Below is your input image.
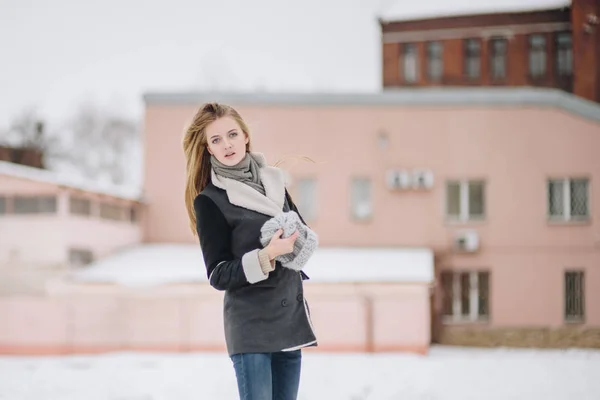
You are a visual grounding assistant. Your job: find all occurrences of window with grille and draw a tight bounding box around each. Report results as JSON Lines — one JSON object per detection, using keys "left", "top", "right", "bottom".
{"left": 446, "top": 180, "right": 485, "bottom": 221}
{"left": 351, "top": 177, "right": 372, "bottom": 220}
{"left": 69, "top": 196, "right": 91, "bottom": 216}
{"left": 555, "top": 32, "right": 573, "bottom": 77}
{"left": 402, "top": 43, "right": 419, "bottom": 84}
{"left": 13, "top": 196, "right": 57, "bottom": 214}
{"left": 295, "top": 178, "right": 317, "bottom": 222}
{"left": 529, "top": 34, "right": 547, "bottom": 78}
{"left": 490, "top": 37, "right": 507, "bottom": 80}
{"left": 548, "top": 178, "right": 589, "bottom": 221}
{"left": 565, "top": 271, "right": 584, "bottom": 322}
{"left": 69, "top": 248, "right": 94, "bottom": 268}
{"left": 441, "top": 271, "right": 490, "bottom": 322}
{"left": 427, "top": 41, "right": 443, "bottom": 82}
{"left": 464, "top": 38, "right": 481, "bottom": 79}
{"left": 0, "top": 196, "right": 6, "bottom": 215}
{"left": 99, "top": 203, "right": 123, "bottom": 221}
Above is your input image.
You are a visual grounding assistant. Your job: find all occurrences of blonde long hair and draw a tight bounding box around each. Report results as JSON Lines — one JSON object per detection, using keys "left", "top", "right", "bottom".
{"left": 182, "top": 103, "right": 251, "bottom": 234}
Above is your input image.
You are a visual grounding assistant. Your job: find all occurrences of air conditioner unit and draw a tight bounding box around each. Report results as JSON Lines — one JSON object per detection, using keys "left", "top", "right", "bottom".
{"left": 385, "top": 169, "right": 411, "bottom": 190}
{"left": 454, "top": 230, "right": 480, "bottom": 252}
{"left": 411, "top": 169, "right": 434, "bottom": 189}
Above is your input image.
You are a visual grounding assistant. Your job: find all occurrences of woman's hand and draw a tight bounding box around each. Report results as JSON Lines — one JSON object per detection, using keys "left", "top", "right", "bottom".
{"left": 265, "top": 229, "right": 299, "bottom": 260}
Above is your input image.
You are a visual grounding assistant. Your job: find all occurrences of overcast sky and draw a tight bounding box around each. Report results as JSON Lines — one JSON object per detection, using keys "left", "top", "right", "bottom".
{"left": 0, "top": 0, "right": 569, "bottom": 128}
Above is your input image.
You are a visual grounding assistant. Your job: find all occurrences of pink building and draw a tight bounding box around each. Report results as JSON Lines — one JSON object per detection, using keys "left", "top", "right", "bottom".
{"left": 142, "top": 87, "right": 600, "bottom": 348}
{"left": 0, "top": 161, "right": 143, "bottom": 295}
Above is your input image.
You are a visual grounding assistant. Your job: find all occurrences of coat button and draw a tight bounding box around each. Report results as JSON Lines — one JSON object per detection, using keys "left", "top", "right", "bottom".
{"left": 281, "top": 299, "right": 288, "bottom": 307}
{"left": 297, "top": 293, "right": 303, "bottom": 302}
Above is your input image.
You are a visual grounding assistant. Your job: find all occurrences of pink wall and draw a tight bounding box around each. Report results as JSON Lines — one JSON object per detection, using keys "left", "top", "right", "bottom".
{"left": 0, "top": 282, "right": 430, "bottom": 355}
{"left": 143, "top": 102, "right": 600, "bottom": 329}
{"left": 0, "top": 175, "right": 142, "bottom": 267}
{"left": 144, "top": 105, "right": 600, "bottom": 248}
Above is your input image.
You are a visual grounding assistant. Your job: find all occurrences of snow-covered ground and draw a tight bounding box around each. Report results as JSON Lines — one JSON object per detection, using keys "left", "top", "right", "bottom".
{"left": 1, "top": 346, "right": 599, "bottom": 400}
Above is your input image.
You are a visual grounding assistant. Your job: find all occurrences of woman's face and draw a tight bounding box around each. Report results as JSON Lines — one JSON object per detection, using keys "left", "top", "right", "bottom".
{"left": 205, "top": 116, "right": 249, "bottom": 166}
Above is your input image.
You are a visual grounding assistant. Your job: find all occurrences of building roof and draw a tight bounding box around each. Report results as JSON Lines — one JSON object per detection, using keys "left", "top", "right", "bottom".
{"left": 0, "top": 160, "right": 143, "bottom": 202}
{"left": 144, "top": 87, "right": 600, "bottom": 125}
{"left": 69, "top": 244, "right": 434, "bottom": 287}
{"left": 378, "top": 0, "right": 570, "bottom": 23}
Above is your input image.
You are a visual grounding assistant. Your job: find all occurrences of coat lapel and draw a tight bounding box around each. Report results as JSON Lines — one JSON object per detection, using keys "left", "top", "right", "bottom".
{"left": 211, "top": 164, "right": 285, "bottom": 217}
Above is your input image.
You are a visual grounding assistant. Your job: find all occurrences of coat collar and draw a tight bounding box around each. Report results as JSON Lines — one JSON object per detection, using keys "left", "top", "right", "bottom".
{"left": 211, "top": 153, "right": 286, "bottom": 217}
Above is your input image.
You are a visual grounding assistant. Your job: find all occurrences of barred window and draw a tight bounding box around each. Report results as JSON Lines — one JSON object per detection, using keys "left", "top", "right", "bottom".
{"left": 13, "top": 196, "right": 57, "bottom": 214}
{"left": 69, "top": 248, "right": 94, "bottom": 268}
{"left": 402, "top": 43, "right": 419, "bottom": 83}
{"left": 442, "top": 271, "right": 490, "bottom": 322}
{"left": 464, "top": 38, "right": 481, "bottom": 79}
{"left": 490, "top": 37, "right": 507, "bottom": 80}
{"left": 427, "top": 41, "right": 443, "bottom": 81}
{"left": 446, "top": 180, "right": 485, "bottom": 221}
{"left": 0, "top": 196, "right": 6, "bottom": 214}
{"left": 529, "top": 34, "right": 547, "bottom": 78}
{"left": 100, "top": 203, "right": 123, "bottom": 221}
{"left": 295, "top": 178, "right": 317, "bottom": 222}
{"left": 351, "top": 177, "right": 372, "bottom": 220}
{"left": 555, "top": 32, "right": 573, "bottom": 77}
{"left": 548, "top": 178, "right": 589, "bottom": 221}
{"left": 565, "top": 271, "right": 584, "bottom": 321}
{"left": 69, "top": 196, "right": 91, "bottom": 216}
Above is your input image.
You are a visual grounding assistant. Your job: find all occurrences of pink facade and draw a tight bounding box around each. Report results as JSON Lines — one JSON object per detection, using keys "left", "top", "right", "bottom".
{"left": 142, "top": 89, "right": 600, "bottom": 341}
{"left": 0, "top": 163, "right": 143, "bottom": 294}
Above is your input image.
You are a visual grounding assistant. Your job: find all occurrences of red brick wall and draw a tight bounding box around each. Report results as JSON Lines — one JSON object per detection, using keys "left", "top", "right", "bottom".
{"left": 572, "top": 0, "right": 600, "bottom": 102}
{"left": 379, "top": 6, "right": 600, "bottom": 102}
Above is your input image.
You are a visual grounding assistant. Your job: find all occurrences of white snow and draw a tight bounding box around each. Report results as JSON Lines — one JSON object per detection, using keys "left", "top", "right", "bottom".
{"left": 379, "top": 0, "right": 571, "bottom": 22}
{"left": 0, "top": 346, "right": 598, "bottom": 400}
{"left": 0, "top": 160, "right": 142, "bottom": 202}
{"left": 70, "top": 244, "right": 434, "bottom": 287}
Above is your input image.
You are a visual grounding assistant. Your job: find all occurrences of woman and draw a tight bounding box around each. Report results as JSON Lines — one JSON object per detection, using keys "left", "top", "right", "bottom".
{"left": 182, "top": 102, "right": 318, "bottom": 400}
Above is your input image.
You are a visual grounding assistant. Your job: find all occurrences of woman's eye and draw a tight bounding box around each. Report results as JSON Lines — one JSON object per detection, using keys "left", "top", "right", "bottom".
{"left": 212, "top": 138, "right": 220, "bottom": 144}
{"left": 230, "top": 132, "right": 238, "bottom": 138}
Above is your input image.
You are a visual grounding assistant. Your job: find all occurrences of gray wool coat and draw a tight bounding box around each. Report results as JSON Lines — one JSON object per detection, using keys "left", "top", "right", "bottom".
{"left": 193, "top": 164, "right": 317, "bottom": 356}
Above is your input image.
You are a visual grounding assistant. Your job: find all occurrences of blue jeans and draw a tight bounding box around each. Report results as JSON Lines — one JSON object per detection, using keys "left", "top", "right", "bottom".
{"left": 230, "top": 350, "right": 302, "bottom": 400}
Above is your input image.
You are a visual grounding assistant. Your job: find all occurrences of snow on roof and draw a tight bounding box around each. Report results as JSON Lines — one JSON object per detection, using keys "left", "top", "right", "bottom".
{"left": 0, "top": 160, "right": 142, "bottom": 202}
{"left": 378, "top": 0, "right": 570, "bottom": 23}
{"left": 70, "top": 244, "right": 434, "bottom": 287}
{"left": 144, "top": 88, "right": 600, "bottom": 125}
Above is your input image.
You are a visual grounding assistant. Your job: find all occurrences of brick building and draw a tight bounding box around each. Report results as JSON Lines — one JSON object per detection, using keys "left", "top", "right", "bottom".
{"left": 381, "top": 0, "right": 600, "bottom": 103}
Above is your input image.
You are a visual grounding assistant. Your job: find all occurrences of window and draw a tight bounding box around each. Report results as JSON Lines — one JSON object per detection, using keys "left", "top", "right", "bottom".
{"left": 13, "top": 196, "right": 57, "bottom": 214}
{"left": 464, "top": 38, "right": 481, "bottom": 79}
{"left": 446, "top": 180, "right": 485, "bottom": 221}
{"left": 0, "top": 196, "right": 6, "bottom": 215}
{"left": 69, "top": 248, "right": 94, "bottom": 268}
{"left": 69, "top": 196, "right": 91, "bottom": 216}
{"left": 100, "top": 203, "right": 123, "bottom": 221}
{"left": 565, "top": 271, "right": 584, "bottom": 322}
{"left": 556, "top": 32, "right": 573, "bottom": 77}
{"left": 529, "top": 34, "right": 547, "bottom": 78}
{"left": 402, "top": 43, "right": 419, "bottom": 83}
{"left": 548, "top": 178, "right": 589, "bottom": 221}
{"left": 442, "top": 271, "right": 489, "bottom": 322}
{"left": 129, "top": 206, "right": 138, "bottom": 223}
{"left": 427, "top": 41, "right": 443, "bottom": 81}
{"left": 490, "top": 37, "right": 508, "bottom": 80}
{"left": 295, "top": 178, "right": 317, "bottom": 222}
{"left": 351, "top": 177, "right": 372, "bottom": 220}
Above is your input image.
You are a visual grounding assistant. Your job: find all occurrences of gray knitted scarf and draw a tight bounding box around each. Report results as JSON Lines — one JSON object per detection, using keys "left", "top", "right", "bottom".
{"left": 210, "top": 153, "right": 265, "bottom": 195}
